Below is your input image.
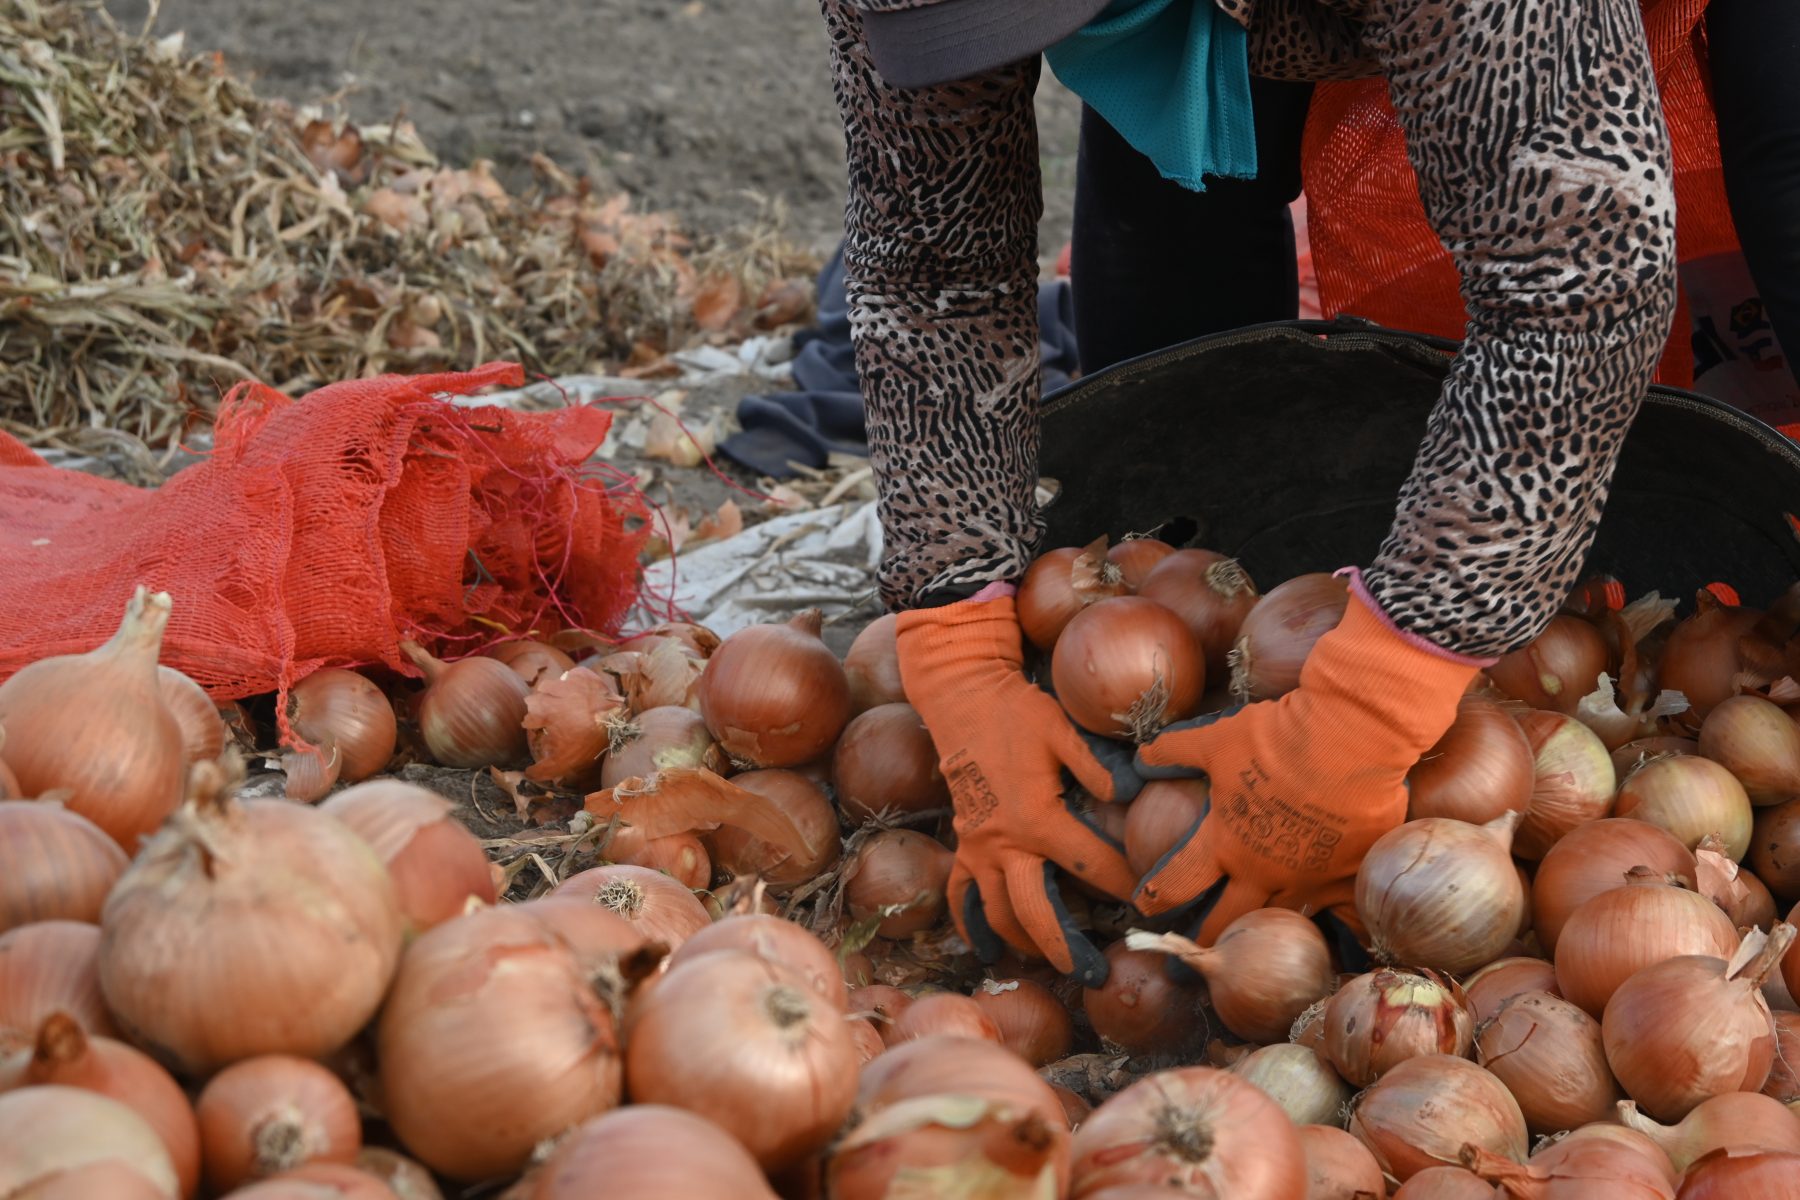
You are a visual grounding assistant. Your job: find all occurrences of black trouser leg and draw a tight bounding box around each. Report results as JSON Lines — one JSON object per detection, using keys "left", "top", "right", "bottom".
{"left": 1069, "top": 78, "right": 1314, "bottom": 375}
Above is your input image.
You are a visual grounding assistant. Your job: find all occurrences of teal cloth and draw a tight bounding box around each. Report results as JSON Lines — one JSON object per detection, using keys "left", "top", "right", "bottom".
{"left": 1044, "top": 0, "right": 1256, "bottom": 193}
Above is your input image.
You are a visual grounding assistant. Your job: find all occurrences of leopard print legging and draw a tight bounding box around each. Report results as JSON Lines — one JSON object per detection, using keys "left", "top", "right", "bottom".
{"left": 822, "top": 0, "right": 1678, "bottom": 658}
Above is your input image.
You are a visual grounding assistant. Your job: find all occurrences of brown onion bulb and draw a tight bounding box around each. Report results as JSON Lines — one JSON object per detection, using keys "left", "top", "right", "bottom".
{"left": 1137, "top": 550, "right": 1261, "bottom": 682}
{"left": 1601, "top": 924, "right": 1794, "bottom": 1121}
{"left": 1298, "top": 1124, "right": 1386, "bottom": 1200}
{"left": 1393, "top": 1167, "right": 1500, "bottom": 1198}
{"left": 1533, "top": 819, "right": 1697, "bottom": 955}
{"left": 1699, "top": 695, "right": 1800, "bottom": 806}
{"left": 620, "top": 639, "right": 707, "bottom": 715}
{"left": 1750, "top": 799, "right": 1800, "bottom": 902}
{"left": 1554, "top": 871, "right": 1738, "bottom": 1017}
{"left": 1616, "top": 1091, "right": 1800, "bottom": 1172}
{"left": 279, "top": 745, "right": 340, "bottom": 804}
{"left": 98, "top": 765, "right": 403, "bottom": 1075}
{"left": 1761, "top": 1010, "right": 1800, "bottom": 1103}
{"left": 1407, "top": 696, "right": 1536, "bottom": 824}
{"left": 1613, "top": 737, "right": 1700, "bottom": 778}
{"left": 849, "top": 984, "right": 915, "bottom": 1047}
{"left": 1546, "top": 1124, "right": 1679, "bottom": 1187}
{"left": 626, "top": 949, "right": 858, "bottom": 1172}
{"left": 1069, "top": 1066, "right": 1306, "bottom": 1198}
{"left": 1126, "top": 909, "right": 1335, "bottom": 1044}
{"left": 1227, "top": 1042, "right": 1354, "bottom": 1127}
{"left": 845, "top": 829, "right": 953, "bottom": 938}
{"left": 286, "top": 670, "right": 396, "bottom": 784}
{"left": 1695, "top": 838, "right": 1778, "bottom": 928}
{"left": 1052, "top": 597, "right": 1205, "bottom": 742}
{"left": 834, "top": 704, "right": 949, "bottom": 824}
{"left": 706, "top": 768, "right": 843, "bottom": 890}
{"left": 195, "top": 1055, "right": 360, "bottom": 1192}
{"left": 618, "top": 622, "right": 721, "bottom": 660}
{"left": 520, "top": 667, "right": 624, "bottom": 785}
{"left": 598, "top": 706, "right": 724, "bottom": 789}
{"left": 605, "top": 826, "right": 710, "bottom": 889}
{"left": 549, "top": 863, "right": 710, "bottom": 950}
{"left": 698, "top": 611, "right": 850, "bottom": 768}
{"left": 0, "top": 921, "right": 118, "bottom": 1047}
{"left": 0, "top": 588, "right": 185, "bottom": 851}
{"left": 400, "top": 641, "right": 529, "bottom": 769}
{"left": 1230, "top": 573, "right": 1348, "bottom": 702}
{"left": 1464, "top": 958, "right": 1561, "bottom": 1026}
{"left": 0, "top": 1085, "right": 179, "bottom": 1199}
{"left": 1660, "top": 595, "right": 1768, "bottom": 725}
{"left": 1123, "top": 780, "right": 1207, "bottom": 878}
{"left": 318, "top": 781, "right": 495, "bottom": 934}
{"left": 376, "top": 905, "right": 624, "bottom": 1181}
{"left": 12, "top": 1161, "right": 177, "bottom": 1200}
{"left": 1357, "top": 813, "right": 1526, "bottom": 974}
{"left": 1019, "top": 542, "right": 1129, "bottom": 651}
{"left": 1082, "top": 943, "right": 1206, "bottom": 1057}
{"left": 1348, "top": 1055, "right": 1527, "bottom": 1182}
{"left": 1474, "top": 990, "right": 1620, "bottom": 1136}
{"left": 847, "top": 1018, "right": 886, "bottom": 1065}
{"left": 486, "top": 639, "right": 576, "bottom": 688}
{"left": 1489, "top": 616, "right": 1610, "bottom": 716}
{"left": 1676, "top": 1148, "right": 1800, "bottom": 1199}
{"left": 352, "top": 1149, "right": 441, "bottom": 1200}
{"left": 228, "top": 1163, "right": 398, "bottom": 1198}
{"left": 667, "top": 914, "right": 848, "bottom": 1010}
{"left": 1322, "top": 968, "right": 1475, "bottom": 1087}
{"left": 1514, "top": 711, "right": 1618, "bottom": 859}
{"left": 1050, "top": 1083, "right": 1092, "bottom": 1129}
{"left": 843, "top": 614, "right": 905, "bottom": 717}
{"left": 528, "top": 1105, "right": 778, "bottom": 1199}
{"left": 1106, "top": 538, "right": 1176, "bottom": 590}
{"left": 970, "top": 978, "right": 1073, "bottom": 1066}
{"left": 157, "top": 667, "right": 225, "bottom": 765}
{"left": 890, "top": 993, "right": 1002, "bottom": 1045}
{"left": 1463, "top": 1135, "right": 1674, "bottom": 1199}
{"left": 0, "top": 803, "right": 129, "bottom": 933}
{"left": 1616, "top": 755, "right": 1755, "bottom": 861}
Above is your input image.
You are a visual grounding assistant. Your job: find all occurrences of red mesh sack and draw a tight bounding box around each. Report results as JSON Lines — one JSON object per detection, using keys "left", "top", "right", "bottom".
{"left": 0, "top": 363, "right": 647, "bottom": 726}
{"left": 1301, "top": 0, "right": 1735, "bottom": 388}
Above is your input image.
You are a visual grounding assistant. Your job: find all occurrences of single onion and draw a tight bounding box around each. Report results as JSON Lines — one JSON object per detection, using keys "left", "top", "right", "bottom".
{"left": 520, "top": 667, "right": 625, "bottom": 785}
{"left": 318, "top": 781, "right": 495, "bottom": 934}
{"left": 11, "top": 1161, "right": 177, "bottom": 1200}
{"left": 625, "top": 949, "right": 858, "bottom": 1172}
{"left": 1393, "top": 1166, "right": 1499, "bottom": 1198}
{"left": 1357, "top": 812, "right": 1525, "bottom": 974}
{"left": 1123, "top": 780, "right": 1208, "bottom": 878}
{"left": 1069, "top": 1066, "right": 1306, "bottom": 1198}
{"left": 1019, "top": 541, "right": 1128, "bottom": 651}
{"left": 1474, "top": 990, "right": 1620, "bottom": 1136}
{"left": 1052, "top": 597, "right": 1205, "bottom": 742}
{"left": 0, "top": 802, "right": 128, "bottom": 933}
{"left": 605, "top": 826, "right": 711, "bottom": 889}
{"left": 849, "top": 984, "right": 915, "bottom": 1047}
{"left": 1137, "top": 549, "right": 1260, "bottom": 682}
{"left": 549, "top": 863, "right": 711, "bottom": 950}
{"left": 352, "top": 1149, "right": 441, "bottom": 1200}
{"left": 0, "top": 588, "right": 185, "bottom": 850}
{"left": 847, "top": 1018, "right": 886, "bottom": 1065}
{"left": 1322, "top": 968, "right": 1475, "bottom": 1088}
{"left": 1695, "top": 837, "right": 1778, "bottom": 928}
{"left": 1602, "top": 924, "right": 1795, "bottom": 1120}
{"left": 1230, "top": 573, "right": 1348, "bottom": 702}
{"left": 0, "top": 1085, "right": 179, "bottom": 1199}
{"left": 1126, "top": 908, "right": 1335, "bottom": 1044}
{"left": 376, "top": 905, "right": 624, "bottom": 1181}
{"left": 970, "top": 978, "right": 1073, "bottom": 1066}
{"left": 1545, "top": 1124, "right": 1678, "bottom": 1186}
{"left": 1489, "top": 615, "right": 1610, "bottom": 715}
{"left": 1617, "top": 755, "right": 1755, "bottom": 861}
{"left": 1699, "top": 695, "right": 1800, "bottom": 806}
{"left": 279, "top": 745, "right": 339, "bottom": 803}
{"left": 698, "top": 610, "right": 850, "bottom": 768}
{"left": 195, "top": 1055, "right": 360, "bottom": 1192}
{"left": 1612, "top": 737, "right": 1699, "bottom": 779}
{"left": 1660, "top": 594, "right": 1768, "bottom": 725}
{"left": 617, "top": 622, "right": 720, "bottom": 660}
{"left": 843, "top": 614, "right": 904, "bottom": 716}
{"left": 1761, "top": 1010, "right": 1800, "bottom": 1102}
{"left": 222, "top": 1163, "right": 396, "bottom": 1198}
{"left": 1513, "top": 711, "right": 1618, "bottom": 859}
{"left": 1533, "top": 818, "right": 1697, "bottom": 955}
{"left": 1297, "top": 1125, "right": 1386, "bottom": 1200}
{"left": 620, "top": 640, "right": 707, "bottom": 713}
{"left": 1082, "top": 943, "right": 1207, "bottom": 1056}
{"left": 666, "top": 914, "right": 848, "bottom": 1010}
{"left": 1554, "top": 870, "right": 1738, "bottom": 1017}
{"left": 528, "top": 1106, "right": 778, "bottom": 1200}
{"left": 157, "top": 667, "right": 226, "bottom": 765}
{"left": 833, "top": 703, "right": 949, "bottom": 824}
{"left": 1051, "top": 1083, "right": 1092, "bottom": 1129}
{"left": 400, "top": 641, "right": 530, "bottom": 769}
{"left": 1464, "top": 958, "right": 1561, "bottom": 1025}
{"left": 1676, "top": 1148, "right": 1800, "bottom": 1199}
{"left": 0, "top": 921, "right": 118, "bottom": 1047}
{"left": 598, "top": 706, "right": 724, "bottom": 789}
{"left": 1749, "top": 798, "right": 1800, "bottom": 901}
{"left": 1407, "top": 696, "right": 1535, "bottom": 824}
{"left": 844, "top": 829, "right": 954, "bottom": 938}
{"left": 1227, "top": 1042, "right": 1353, "bottom": 1127}
{"left": 486, "top": 639, "right": 576, "bottom": 687}
{"left": 1462, "top": 1134, "right": 1675, "bottom": 1199}
{"left": 890, "top": 993, "right": 1002, "bottom": 1044}
{"left": 1348, "top": 1055, "right": 1527, "bottom": 1182}
{"left": 706, "top": 769, "right": 843, "bottom": 889}
{"left": 286, "top": 669, "right": 396, "bottom": 784}
{"left": 98, "top": 763, "right": 403, "bottom": 1074}
{"left": 1106, "top": 537, "right": 1176, "bottom": 590}
{"left": 1615, "top": 1091, "right": 1800, "bottom": 1171}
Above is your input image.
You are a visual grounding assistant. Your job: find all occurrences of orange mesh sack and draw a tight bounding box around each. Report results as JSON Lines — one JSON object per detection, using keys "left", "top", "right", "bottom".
{"left": 0, "top": 363, "right": 647, "bottom": 716}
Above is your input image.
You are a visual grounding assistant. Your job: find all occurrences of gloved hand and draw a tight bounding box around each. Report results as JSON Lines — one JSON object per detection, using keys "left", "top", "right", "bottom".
{"left": 897, "top": 584, "right": 1140, "bottom": 985}
{"left": 1132, "top": 573, "right": 1488, "bottom": 944}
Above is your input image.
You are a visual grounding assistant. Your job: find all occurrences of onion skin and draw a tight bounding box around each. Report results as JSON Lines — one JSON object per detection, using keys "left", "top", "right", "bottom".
{"left": 1068, "top": 1066, "right": 1307, "bottom": 1198}
{"left": 1123, "top": 780, "right": 1208, "bottom": 877}
{"left": 352, "top": 1149, "right": 441, "bottom": 1200}
{"left": 844, "top": 829, "right": 953, "bottom": 938}
{"left": 1052, "top": 597, "right": 1206, "bottom": 742}
{"left": 1489, "top": 615, "right": 1610, "bottom": 716}
{"left": 1699, "top": 695, "right": 1800, "bottom": 806}
{"left": 599, "top": 706, "right": 724, "bottom": 790}
{"left": 667, "top": 914, "right": 848, "bottom": 1011}
{"left": 844, "top": 614, "right": 905, "bottom": 717}
{"left": 287, "top": 670, "right": 396, "bottom": 783}
{"left": 1129, "top": 909, "right": 1336, "bottom": 1045}
{"left": 486, "top": 639, "right": 576, "bottom": 688}
{"left": 1750, "top": 798, "right": 1800, "bottom": 903}
{"left": 1082, "top": 943, "right": 1207, "bottom": 1057}
{"left": 549, "top": 863, "right": 711, "bottom": 950}
{"left": 1613, "top": 737, "right": 1700, "bottom": 779}
{"left": 319, "top": 781, "right": 496, "bottom": 934}
{"left": 605, "top": 826, "right": 710, "bottom": 889}
{"left": 194, "top": 1055, "right": 360, "bottom": 1193}
{"left": 11, "top": 1161, "right": 175, "bottom": 1200}
{"left": 0, "top": 588, "right": 186, "bottom": 851}
{"left": 833, "top": 703, "right": 950, "bottom": 824}
{"left": 157, "top": 667, "right": 226, "bottom": 765}
{"left": 1660, "top": 598, "right": 1767, "bottom": 726}
{"left": 1514, "top": 711, "right": 1617, "bottom": 859}
{"left": 0, "top": 920, "right": 118, "bottom": 1047}
{"left": 1554, "top": 874, "right": 1739, "bottom": 1017}
{"left": 1228, "top": 1042, "right": 1354, "bottom": 1127}
{"left": 1322, "top": 968, "right": 1475, "bottom": 1088}
{"left": 1676, "top": 1148, "right": 1800, "bottom": 1198}
{"left": 698, "top": 610, "right": 851, "bottom": 768}
{"left": 1616, "top": 755, "right": 1755, "bottom": 861}
{"left": 0, "top": 802, "right": 129, "bottom": 933}
{"left": 225, "top": 1163, "right": 398, "bottom": 1199}
{"left": 1137, "top": 550, "right": 1260, "bottom": 682}
{"left": 1763, "top": 1011, "right": 1800, "bottom": 1103}
{"left": 970, "top": 978, "right": 1074, "bottom": 1067}
{"left": 706, "top": 769, "right": 843, "bottom": 890}
{"left": 1393, "top": 1167, "right": 1499, "bottom": 1198}
{"left": 1357, "top": 813, "right": 1526, "bottom": 974}
{"left": 0, "top": 1085, "right": 180, "bottom": 1199}
{"left": 1019, "top": 542, "right": 1128, "bottom": 651}
{"left": 1532, "top": 819, "right": 1697, "bottom": 955}
{"left": 1474, "top": 990, "right": 1621, "bottom": 1136}
{"left": 889, "top": 993, "right": 1002, "bottom": 1045}
{"left": 401, "top": 641, "right": 530, "bottom": 769}
{"left": 1297, "top": 1124, "right": 1386, "bottom": 1200}
{"left": 1231, "top": 573, "right": 1348, "bottom": 702}
{"left": 1407, "top": 697, "right": 1535, "bottom": 824}
{"left": 1464, "top": 1136, "right": 1676, "bottom": 1199}
{"left": 849, "top": 984, "right": 915, "bottom": 1048}
{"left": 1347, "top": 1054, "right": 1527, "bottom": 1182}
{"left": 1464, "top": 958, "right": 1561, "bottom": 1026}
{"left": 528, "top": 1106, "right": 779, "bottom": 1200}
{"left": 1616, "top": 1091, "right": 1800, "bottom": 1172}
{"left": 520, "top": 667, "right": 624, "bottom": 786}
{"left": 1106, "top": 538, "right": 1176, "bottom": 591}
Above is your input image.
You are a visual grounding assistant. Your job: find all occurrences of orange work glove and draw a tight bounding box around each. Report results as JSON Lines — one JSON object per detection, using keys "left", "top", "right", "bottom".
{"left": 897, "top": 585, "right": 1140, "bottom": 985}
{"left": 1133, "top": 572, "right": 1488, "bottom": 944}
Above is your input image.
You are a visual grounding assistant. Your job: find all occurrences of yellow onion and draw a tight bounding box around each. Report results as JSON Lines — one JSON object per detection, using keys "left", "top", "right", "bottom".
{"left": 1069, "top": 1066, "right": 1306, "bottom": 1198}
{"left": 1392, "top": 1167, "right": 1498, "bottom": 1198}
{"left": 1297, "top": 1125, "right": 1386, "bottom": 1200}
{"left": 353, "top": 1149, "right": 441, "bottom": 1200}
{"left": 698, "top": 611, "right": 850, "bottom": 768}
{"left": 970, "top": 978, "right": 1074, "bottom": 1067}
{"left": 844, "top": 829, "right": 953, "bottom": 938}
{"left": 1407, "top": 696, "right": 1535, "bottom": 824}
{"left": 1462, "top": 1134, "right": 1674, "bottom": 1199}
{"left": 1616, "top": 755, "right": 1754, "bottom": 861}
{"left": 0, "top": 920, "right": 118, "bottom": 1048}
{"left": 399, "top": 640, "right": 529, "bottom": 769}
{"left": 1660, "top": 593, "right": 1769, "bottom": 726}
{"left": 0, "top": 1085, "right": 179, "bottom": 1198}
{"left": 318, "top": 781, "right": 496, "bottom": 934}
{"left": 1123, "top": 779, "right": 1208, "bottom": 877}
{"left": 520, "top": 666, "right": 624, "bottom": 785}
{"left": 1611, "top": 736, "right": 1698, "bottom": 779}
{"left": 1348, "top": 1055, "right": 1526, "bottom": 1182}
{"left": 1137, "top": 549, "right": 1261, "bottom": 682}
{"left": 0, "top": 588, "right": 185, "bottom": 851}
{"left": 376, "top": 905, "right": 625, "bottom": 1181}
{"left": 1763, "top": 1010, "right": 1800, "bottom": 1102}
{"left": 844, "top": 614, "right": 905, "bottom": 716}
{"left": 223, "top": 1162, "right": 397, "bottom": 1198}
{"left": 1513, "top": 712, "right": 1616, "bottom": 859}
{"left": 1676, "top": 1147, "right": 1800, "bottom": 1199}
{"left": 1750, "top": 799, "right": 1800, "bottom": 902}
{"left": 550, "top": 863, "right": 711, "bottom": 950}
{"left": 849, "top": 984, "right": 914, "bottom": 1047}
{"left": 598, "top": 706, "right": 724, "bottom": 789}
{"left": 1615, "top": 1091, "right": 1800, "bottom": 1171}
{"left": 1049, "top": 1083, "right": 1091, "bottom": 1130}
{"left": 1106, "top": 537, "right": 1176, "bottom": 590}
{"left": 1227, "top": 1042, "right": 1353, "bottom": 1127}
{"left": 1357, "top": 813, "right": 1526, "bottom": 974}
{"left": 1126, "top": 908, "right": 1335, "bottom": 1044}
{"left": 666, "top": 913, "right": 848, "bottom": 1010}
{"left": 486, "top": 639, "right": 575, "bottom": 687}
{"left": 195, "top": 1055, "right": 360, "bottom": 1193}
{"left": 157, "top": 667, "right": 225, "bottom": 765}
{"left": 286, "top": 670, "right": 396, "bottom": 784}
{"left": 833, "top": 703, "right": 949, "bottom": 824}
{"left": 1019, "top": 540, "right": 1129, "bottom": 651}
{"left": 529, "top": 1106, "right": 778, "bottom": 1199}
{"left": 706, "top": 769, "right": 844, "bottom": 890}
{"left": 1696, "top": 837, "right": 1778, "bottom": 928}
{"left": 1322, "top": 968, "right": 1474, "bottom": 1087}
{"left": 1532, "top": 819, "right": 1696, "bottom": 955}
{"left": 617, "top": 621, "right": 720, "bottom": 660}
{"left": 605, "top": 826, "right": 710, "bottom": 889}
{"left": 1554, "top": 870, "right": 1738, "bottom": 1017}
{"left": 1464, "top": 957, "right": 1561, "bottom": 1026}
{"left": 0, "top": 802, "right": 128, "bottom": 933}
{"left": 1474, "top": 990, "right": 1620, "bottom": 1136}
{"left": 279, "top": 745, "right": 340, "bottom": 804}
{"left": 10, "top": 1161, "right": 177, "bottom": 1200}
{"left": 98, "top": 762, "right": 403, "bottom": 1075}
{"left": 1699, "top": 695, "right": 1800, "bottom": 806}
{"left": 1489, "top": 616, "right": 1610, "bottom": 716}
{"left": 890, "top": 993, "right": 1002, "bottom": 1045}
{"left": 1082, "top": 943, "right": 1207, "bottom": 1057}
{"left": 1230, "top": 573, "right": 1348, "bottom": 702}
{"left": 1542, "top": 1124, "right": 1678, "bottom": 1187}
{"left": 1052, "top": 597, "right": 1206, "bottom": 742}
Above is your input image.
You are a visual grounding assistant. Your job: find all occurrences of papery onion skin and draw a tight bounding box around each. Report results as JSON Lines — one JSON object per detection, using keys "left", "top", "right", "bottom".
{"left": 1347, "top": 1055, "right": 1527, "bottom": 1182}
{"left": 1106, "top": 538, "right": 1175, "bottom": 590}
{"left": 844, "top": 614, "right": 905, "bottom": 717}
{"left": 970, "top": 978, "right": 1074, "bottom": 1067}
{"left": 1068, "top": 1065, "right": 1307, "bottom": 1199}
{"left": 618, "top": 622, "right": 721, "bottom": 660}
{"left": 528, "top": 1105, "right": 779, "bottom": 1200}
{"left": 1464, "top": 958, "right": 1561, "bottom": 1026}
{"left": 1554, "top": 875, "right": 1738, "bottom": 1017}
{"left": 1123, "top": 780, "right": 1208, "bottom": 878}
{"left": 287, "top": 670, "right": 396, "bottom": 783}
{"left": 1762, "top": 1010, "right": 1800, "bottom": 1102}
{"left": 352, "top": 1149, "right": 442, "bottom": 1200}
{"left": 521, "top": 667, "right": 624, "bottom": 786}
{"left": 401, "top": 642, "right": 530, "bottom": 769}
{"left": 1019, "top": 543, "right": 1128, "bottom": 651}
{"left": 706, "top": 769, "right": 843, "bottom": 890}
{"left": 1488, "top": 615, "right": 1610, "bottom": 716}
{"left": 1051, "top": 597, "right": 1205, "bottom": 742}
{"left": 1475, "top": 990, "right": 1621, "bottom": 1136}
{"left": 11, "top": 1161, "right": 175, "bottom": 1200}
{"left": 1228, "top": 1042, "right": 1353, "bottom": 1128}
{"left": 1082, "top": 943, "right": 1207, "bottom": 1057}
{"left": 1392, "top": 1166, "right": 1498, "bottom": 1198}
{"left": 1675, "top": 1148, "right": 1800, "bottom": 1199}
{"left": 0, "top": 1084, "right": 180, "bottom": 1199}
{"left": 1137, "top": 549, "right": 1261, "bottom": 682}
{"left": 1660, "top": 598, "right": 1767, "bottom": 726}
{"left": 844, "top": 829, "right": 953, "bottom": 938}
{"left": 195, "top": 1055, "right": 361, "bottom": 1193}
{"left": 1231, "top": 573, "right": 1348, "bottom": 702}
{"left": 666, "top": 914, "right": 848, "bottom": 1011}
{"left": 0, "top": 920, "right": 118, "bottom": 1047}
{"left": 1463, "top": 1136, "right": 1676, "bottom": 1200}
{"left": 1749, "top": 798, "right": 1800, "bottom": 902}
{"left": 0, "top": 803, "right": 129, "bottom": 933}
{"left": 1612, "top": 737, "right": 1699, "bottom": 779}
{"left": 1513, "top": 711, "right": 1617, "bottom": 860}
{"left": 319, "top": 781, "right": 496, "bottom": 934}
{"left": 1139, "top": 908, "right": 1336, "bottom": 1045}
{"left": 1407, "top": 697, "right": 1535, "bottom": 824}
{"left": 1699, "top": 695, "right": 1800, "bottom": 806}
{"left": 1533, "top": 819, "right": 1697, "bottom": 955}
{"left": 1358, "top": 814, "right": 1526, "bottom": 974}
{"left": 598, "top": 706, "right": 724, "bottom": 790}
{"left": 549, "top": 863, "right": 711, "bottom": 950}
{"left": 486, "top": 639, "right": 575, "bottom": 687}
{"left": 833, "top": 703, "right": 950, "bottom": 824}
{"left": 1322, "top": 968, "right": 1475, "bottom": 1088}
{"left": 890, "top": 993, "right": 1003, "bottom": 1045}
{"left": 849, "top": 984, "right": 915, "bottom": 1048}
{"left": 1616, "top": 755, "right": 1755, "bottom": 861}
{"left": 1297, "top": 1124, "right": 1386, "bottom": 1200}
{"left": 698, "top": 610, "right": 851, "bottom": 768}
{"left": 157, "top": 667, "right": 226, "bottom": 765}
{"left": 1615, "top": 1091, "right": 1800, "bottom": 1172}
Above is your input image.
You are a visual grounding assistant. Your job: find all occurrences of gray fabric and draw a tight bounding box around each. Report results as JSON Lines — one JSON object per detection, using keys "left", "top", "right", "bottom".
{"left": 855, "top": 0, "right": 1110, "bottom": 86}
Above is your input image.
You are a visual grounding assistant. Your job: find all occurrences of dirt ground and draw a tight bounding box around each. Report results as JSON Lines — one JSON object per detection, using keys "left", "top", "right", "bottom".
{"left": 104, "top": 0, "right": 1084, "bottom": 258}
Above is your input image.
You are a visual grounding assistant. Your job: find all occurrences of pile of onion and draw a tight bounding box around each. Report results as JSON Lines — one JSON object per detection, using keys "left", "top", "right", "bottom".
{"left": 400, "top": 640, "right": 530, "bottom": 769}
{"left": 1136, "top": 549, "right": 1260, "bottom": 681}
{"left": 1407, "top": 696, "right": 1535, "bottom": 824}
{"left": 319, "top": 781, "right": 495, "bottom": 933}
{"left": 1512, "top": 711, "right": 1617, "bottom": 859}
{"left": 1125, "top": 908, "right": 1335, "bottom": 1044}
{"left": 0, "top": 802, "right": 128, "bottom": 932}
{"left": 1357, "top": 812, "right": 1525, "bottom": 974}
{"left": 1018, "top": 540, "right": 1128, "bottom": 651}
{"left": 697, "top": 611, "right": 850, "bottom": 767}
{"left": 1230, "top": 573, "right": 1348, "bottom": 702}
{"left": 528, "top": 1106, "right": 778, "bottom": 1199}
{"left": 1553, "top": 869, "right": 1738, "bottom": 1016}
{"left": 1051, "top": 596, "right": 1205, "bottom": 741}
{"left": 1348, "top": 1054, "right": 1527, "bottom": 1182}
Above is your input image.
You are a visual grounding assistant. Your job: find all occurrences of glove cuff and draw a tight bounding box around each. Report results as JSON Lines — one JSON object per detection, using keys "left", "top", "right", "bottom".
{"left": 896, "top": 592, "right": 1027, "bottom": 700}
{"left": 1335, "top": 568, "right": 1498, "bottom": 668}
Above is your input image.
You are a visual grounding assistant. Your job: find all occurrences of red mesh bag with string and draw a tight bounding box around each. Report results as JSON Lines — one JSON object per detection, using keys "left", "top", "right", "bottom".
{"left": 0, "top": 363, "right": 648, "bottom": 723}
{"left": 1300, "top": 0, "right": 1734, "bottom": 389}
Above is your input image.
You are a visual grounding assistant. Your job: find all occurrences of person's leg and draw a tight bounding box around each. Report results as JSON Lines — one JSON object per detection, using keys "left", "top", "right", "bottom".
{"left": 1708, "top": 0, "right": 1800, "bottom": 383}
{"left": 1070, "top": 76, "right": 1314, "bottom": 374}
